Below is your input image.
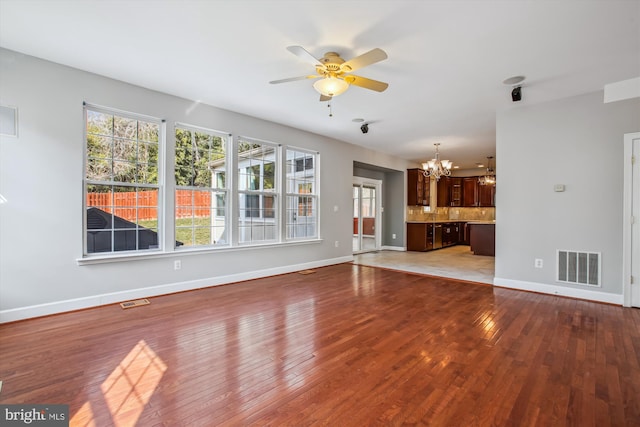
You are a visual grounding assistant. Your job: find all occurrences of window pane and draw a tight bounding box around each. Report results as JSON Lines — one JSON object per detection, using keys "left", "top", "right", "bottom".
{"left": 286, "top": 195, "right": 317, "bottom": 239}
{"left": 86, "top": 158, "right": 111, "bottom": 181}
{"left": 263, "top": 162, "right": 274, "bottom": 190}
{"left": 136, "top": 163, "right": 158, "bottom": 184}
{"left": 87, "top": 111, "right": 113, "bottom": 137}
{"left": 138, "top": 122, "right": 159, "bottom": 143}
{"left": 112, "top": 160, "right": 137, "bottom": 182}
{"left": 87, "top": 135, "right": 112, "bottom": 160}
{"left": 113, "top": 116, "right": 138, "bottom": 140}
{"left": 175, "top": 189, "right": 228, "bottom": 247}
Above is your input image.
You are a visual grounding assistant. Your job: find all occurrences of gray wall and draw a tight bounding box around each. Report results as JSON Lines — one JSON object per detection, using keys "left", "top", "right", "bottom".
{"left": 353, "top": 163, "right": 405, "bottom": 248}
{"left": 0, "top": 48, "right": 413, "bottom": 321}
{"left": 382, "top": 170, "right": 405, "bottom": 247}
{"left": 495, "top": 91, "right": 640, "bottom": 301}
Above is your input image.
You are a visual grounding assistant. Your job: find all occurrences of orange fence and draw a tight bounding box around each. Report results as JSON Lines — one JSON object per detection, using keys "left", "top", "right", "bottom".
{"left": 87, "top": 190, "right": 212, "bottom": 221}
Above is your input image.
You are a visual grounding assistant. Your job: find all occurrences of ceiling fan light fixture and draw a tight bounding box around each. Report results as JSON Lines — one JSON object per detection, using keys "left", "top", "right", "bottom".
{"left": 313, "top": 76, "right": 349, "bottom": 97}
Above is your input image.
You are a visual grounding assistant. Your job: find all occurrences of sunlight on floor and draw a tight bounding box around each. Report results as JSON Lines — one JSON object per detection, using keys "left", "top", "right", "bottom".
{"left": 70, "top": 339, "right": 167, "bottom": 426}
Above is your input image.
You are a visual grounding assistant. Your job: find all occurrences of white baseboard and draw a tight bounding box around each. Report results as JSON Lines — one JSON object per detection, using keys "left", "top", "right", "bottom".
{"left": 493, "top": 277, "right": 623, "bottom": 305}
{"left": 381, "top": 245, "right": 405, "bottom": 251}
{"left": 0, "top": 256, "right": 353, "bottom": 323}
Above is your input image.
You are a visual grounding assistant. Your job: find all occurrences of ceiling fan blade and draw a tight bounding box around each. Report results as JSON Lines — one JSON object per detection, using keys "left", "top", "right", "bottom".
{"left": 269, "top": 75, "right": 319, "bottom": 84}
{"left": 343, "top": 75, "right": 389, "bottom": 92}
{"left": 286, "top": 46, "right": 323, "bottom": 66}
{"left": 319, "top": 94, "right": 332, "bottom": 102}
{"left": 340, "top": 48, "right": 387, "bottom": 72}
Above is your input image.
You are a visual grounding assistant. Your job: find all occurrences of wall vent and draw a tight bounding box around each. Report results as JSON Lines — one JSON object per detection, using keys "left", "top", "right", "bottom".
{"left": 557, "top": 250, "right": 601, "bottom": 287}
{"left": 120, "top": 298, "right": 150, "bottom": 309}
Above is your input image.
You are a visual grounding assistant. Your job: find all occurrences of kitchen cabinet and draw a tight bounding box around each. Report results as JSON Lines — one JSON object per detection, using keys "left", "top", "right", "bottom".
{"left": 407, "top": 223, "right": 433, "bottom": 251}
{"left": 436, "top": 176, "right": 495, "bottom": 208}
{"left": 407, "top": 169, "right": 430, "bottom": 206}
{"left": 468, "top": 222, "right": 495, "bottom": 256}
{"left": 449, "top": 178, "right": 462, "bottom": 207}
{"left": 478, "top": 182, "right": 496, "bottom": 207}
{"left": 407, "top": 221, "right": 467, "bottom": 251}
{"left": 462, "top": 177, "right": 479, "bottom": 207}
{"left": 442, "top": 223, "right": 456, "bottom": 247}
{"left": 437, "top": 177, "right": 450, "bottom": 207}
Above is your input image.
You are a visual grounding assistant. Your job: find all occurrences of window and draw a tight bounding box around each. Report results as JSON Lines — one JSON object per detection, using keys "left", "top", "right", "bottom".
{"left": 237, "top": 138, "right": 278, "bottom": 244}
{"left": 286, "top": 149, "right": 318, "bottom": 240}
{"left": 83, "top": 104, "right": 321, "bottom": 259}
{"left": 175, "top": 124, "right": 229, "bottom": 247}
{"left": 84, "top": 105, "right": 162, "bottom": 254}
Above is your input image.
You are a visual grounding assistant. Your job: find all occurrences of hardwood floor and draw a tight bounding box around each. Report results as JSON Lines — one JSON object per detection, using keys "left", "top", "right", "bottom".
{"left": 1, "top": 263, "right": 639, "bottom": 426}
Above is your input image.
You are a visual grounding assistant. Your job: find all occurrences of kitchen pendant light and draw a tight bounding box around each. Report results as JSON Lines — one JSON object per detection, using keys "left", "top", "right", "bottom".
{"left": 421, "top": 143, "right": 452, "bottom": 181}
{"left": 478, "top": 156, "right": 496, "bottom": 185}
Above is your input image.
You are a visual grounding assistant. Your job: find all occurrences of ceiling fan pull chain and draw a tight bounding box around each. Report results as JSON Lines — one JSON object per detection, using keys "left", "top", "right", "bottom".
{"left": 328, "top": 102, "right": 333, "bottom": 117}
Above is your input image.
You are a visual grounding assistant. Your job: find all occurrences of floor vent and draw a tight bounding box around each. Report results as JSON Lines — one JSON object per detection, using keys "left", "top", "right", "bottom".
{"left": 120, "top": 298, "right": 150, "bottom": 309}
{"left": 557, "top": 250, "right": 601, "bottom": 287}
{"left": 298, "top": 270, "right": 316, "bottom": 275}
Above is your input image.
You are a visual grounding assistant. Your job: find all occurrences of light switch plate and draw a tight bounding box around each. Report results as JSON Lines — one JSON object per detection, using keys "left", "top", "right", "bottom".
{"left": 554, "top": 184, "right": 565, "bottom": 192}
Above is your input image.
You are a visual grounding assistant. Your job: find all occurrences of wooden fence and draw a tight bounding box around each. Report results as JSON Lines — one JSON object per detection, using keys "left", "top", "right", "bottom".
{"left": 87, "top": 190, "right": 212, "bottom": 221}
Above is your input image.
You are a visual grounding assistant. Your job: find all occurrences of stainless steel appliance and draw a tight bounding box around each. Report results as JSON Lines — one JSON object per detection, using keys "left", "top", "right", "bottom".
{"left": 433, "top": 224, "right": 443, "bottom": 249}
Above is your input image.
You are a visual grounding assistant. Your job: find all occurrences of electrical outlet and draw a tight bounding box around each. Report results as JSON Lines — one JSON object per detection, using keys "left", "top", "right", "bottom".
{"left": 392, "top": 233, "right": 396, "bottom": 239}
{"left": 174, "top": 260, "right": 181, "bottom": 270}
{"left": 334, "top": 240, "right": 339, "bottom": 248}
{"left": 534, "top": 259, "right": 543, "bottom": 268}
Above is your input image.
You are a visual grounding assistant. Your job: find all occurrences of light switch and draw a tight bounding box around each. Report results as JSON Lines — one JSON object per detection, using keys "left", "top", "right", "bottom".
{"left": 554, "top": 184, "right": 565, "bottom": 192}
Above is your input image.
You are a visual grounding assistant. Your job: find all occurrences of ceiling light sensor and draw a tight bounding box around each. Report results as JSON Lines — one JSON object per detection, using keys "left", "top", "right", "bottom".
{"left": 503, "top": 75, "right": 525, "bottom": 102}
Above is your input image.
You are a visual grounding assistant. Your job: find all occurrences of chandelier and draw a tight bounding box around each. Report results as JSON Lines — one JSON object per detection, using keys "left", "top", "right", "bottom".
{"left": 478, "top": 156, "right": 496, "bottom": 185}
{"left": 421, "top": 143, "right": 452, "bottom": 180}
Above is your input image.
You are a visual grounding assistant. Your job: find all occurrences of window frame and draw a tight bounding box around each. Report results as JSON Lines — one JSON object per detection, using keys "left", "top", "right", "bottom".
{"left": 174, "top": 122, "right": 231, "bottom": 249}
{"left": 236, "top": 136, "right": 281, "bottom": 246}
{"left": 79, "top": 105, "right": 323, "bottom": 264}
{"left": 285, "top": 147, "right": 319, "bottom": 241}
{"left": 83, "top": 103, "right": 165, "bottom": 257}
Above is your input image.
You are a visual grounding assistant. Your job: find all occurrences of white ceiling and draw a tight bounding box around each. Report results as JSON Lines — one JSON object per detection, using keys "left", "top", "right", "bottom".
{"left": 1, "top": 0, "right": 638, "bottom": 170}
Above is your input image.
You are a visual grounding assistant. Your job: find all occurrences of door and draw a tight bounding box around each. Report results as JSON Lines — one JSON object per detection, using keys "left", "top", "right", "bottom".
{"left": 623, "top": 132, "right": 640, "bottom": 307}
{"left": 353, "top": 178, "right": 381, "bottom": 253}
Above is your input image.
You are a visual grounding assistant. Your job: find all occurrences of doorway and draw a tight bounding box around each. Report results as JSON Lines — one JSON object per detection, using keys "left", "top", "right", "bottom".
{"left": 623, "top": 132, "right": 640, "bottom": 308}
{"left": 353, "top": 177, "right": 382, "bottom": 254}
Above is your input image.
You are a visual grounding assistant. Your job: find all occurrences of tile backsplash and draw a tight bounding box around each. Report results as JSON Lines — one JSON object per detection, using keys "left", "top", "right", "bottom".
{"left": 407, "top": 207, "right": 495, "bottom": 222}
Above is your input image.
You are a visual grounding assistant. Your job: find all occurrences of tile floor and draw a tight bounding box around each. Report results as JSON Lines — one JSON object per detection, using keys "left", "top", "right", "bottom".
{"left": 352, "top": 245, "right": 495, "bottom": 285}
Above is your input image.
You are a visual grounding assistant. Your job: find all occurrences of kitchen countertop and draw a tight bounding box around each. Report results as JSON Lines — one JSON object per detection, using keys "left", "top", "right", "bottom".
{"left": 466, "top": 221, "right": 496, "bottom": 225}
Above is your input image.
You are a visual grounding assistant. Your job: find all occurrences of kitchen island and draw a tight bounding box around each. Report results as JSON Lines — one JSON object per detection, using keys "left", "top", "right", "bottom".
{"left": 467, "top": 221, "right": 495, "bottom": 256}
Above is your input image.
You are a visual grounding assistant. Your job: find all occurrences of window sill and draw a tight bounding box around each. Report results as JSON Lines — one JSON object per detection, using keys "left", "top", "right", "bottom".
{"left": 76, "top": 238, "right": 323, "bottom": 265}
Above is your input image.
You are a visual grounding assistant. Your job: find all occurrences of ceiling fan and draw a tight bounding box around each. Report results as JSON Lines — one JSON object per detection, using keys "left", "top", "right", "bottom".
{"left": 269, "top": 46, "right": 389, "bottom": 101}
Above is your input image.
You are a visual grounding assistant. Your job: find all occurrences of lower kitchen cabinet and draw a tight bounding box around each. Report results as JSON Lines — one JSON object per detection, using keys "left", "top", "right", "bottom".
{"left": 468, "top": 223, "right": 495, "bottom": 256}
{"left": 407, "top": 223, "right": 433, "bottom": 251}
{"left": 407, "top": 222, "right": 467, "bottom": 251}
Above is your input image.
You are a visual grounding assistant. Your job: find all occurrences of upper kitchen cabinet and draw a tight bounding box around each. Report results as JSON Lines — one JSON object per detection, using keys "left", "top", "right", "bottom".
{"left": 435, "top": 176, "right": 495, "bottom": 207}
{"left": 462, "top": 177, "right": 479, "bottom": 207}
{"left": 437, "top": 177, "right": 450, "bottom": 207}
{"left": 478, "top": 181, "right": 496, "bottom": 207}
{"left": 449, "top": 177, "right": 463, "bottom": 207}
{"left": 407, "top": 168, "right": 430, "bottom": 206}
